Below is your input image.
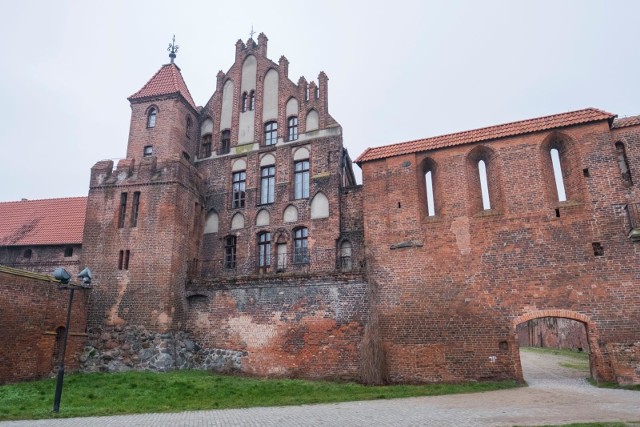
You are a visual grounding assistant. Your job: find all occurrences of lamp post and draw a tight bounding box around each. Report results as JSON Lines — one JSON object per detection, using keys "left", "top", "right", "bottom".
{"left": 52, "top": 267, "right": 92, "bottom": 413}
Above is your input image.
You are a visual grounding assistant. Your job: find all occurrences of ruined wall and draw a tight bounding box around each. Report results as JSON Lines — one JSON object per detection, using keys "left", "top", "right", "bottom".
{"left": 185, "top": 275, "right": 367, "bottom": 380}
{"left": 360, "top": 120, "right": 640, "bottom": 385}
{"left": 0, "top": 267, "right": 88, "bottom": 384}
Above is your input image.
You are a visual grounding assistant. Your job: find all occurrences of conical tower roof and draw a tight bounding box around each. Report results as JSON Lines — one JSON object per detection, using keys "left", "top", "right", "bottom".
{"left": 128, "top": 63, "right": 197, "bottom": 110}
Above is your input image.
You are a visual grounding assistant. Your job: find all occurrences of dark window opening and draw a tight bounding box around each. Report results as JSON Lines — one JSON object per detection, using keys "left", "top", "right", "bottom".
{"left": 592, "top": 242, "right": 604, "bottom": 256}
{"left": 232, "top": 171, "right": 246, "bottom": 209}
{"left": 186, "top": 116, "right": 192, "bottom": 137}
{"left": 143, "top": 145, "right": 153, "bottom": 157}
{"left": 201, "top": 134, "right": 212, "bottom": 158}
{"left": 131, "top": 191, "right": 140, "bottom": 227}
{"left": 294, "top": 160, "right": 310, "bottom": 199}
{"left": 287, "top": 116, "right": 298, "bottom": 141}
{"left": 583, "top": 168, "right": 590, "bottom": 177}
{"left": 555, "top": 208, "right": 561, "bottom": 218}
{"left": 220, "top": 130, "right": 231, "bottom": 155}
{"left": 124, "top": 250, "right": 130, "bottom": 269}
{"left": 260, "top": 166, "right": 275, "bottom": 204}
{"left": 182, "top": 151, "right": 190, "bottom": 161}
{"left": 241, "top": 92, "right": 247, "bottom": 112}
{"left": 224, "top": 236, "right": 237, "bottom": 269}
{"left": 294, "top": 227, "right": 309, "bottom": 264}
{"left": 264, "top": 121, "right": 277, "bottom": 146}
{"left": 64, "top": 247, "right": 73, "bottom": 257}
{"left": 23, "top": 249, "right": 32, "bottom": 259}
{"left": 118, "top": 250, "right": 124, "bottom": 270}
{"left": 118, "top": 192, "right": 128, "bottom": 228}
{"left": 249, "top": 91, "right": 255, "bottom": 111}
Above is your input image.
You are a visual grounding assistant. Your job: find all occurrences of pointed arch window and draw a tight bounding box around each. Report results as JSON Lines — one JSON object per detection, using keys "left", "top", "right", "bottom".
{"left": 615, "top": 142, "right": 633, "bottom": 186}
{"left": 550, "top": 148, "right": 567, "bottom": 202}
{"left": 425, "top": 170, "right": 435, "bottom": 216}
{"left": 478, "top": 160, "right": 491, "bottom": 210}
{"left": 147, "top": 108, "right": 157, "bottom": 128}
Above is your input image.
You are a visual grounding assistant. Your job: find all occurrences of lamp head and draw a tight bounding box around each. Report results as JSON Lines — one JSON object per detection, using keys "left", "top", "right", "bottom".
{"left": 78, "top": 267, "right": 92, "bottom": 285}
{"left": 53, "top": 268, "right": 71, "bottom": 284}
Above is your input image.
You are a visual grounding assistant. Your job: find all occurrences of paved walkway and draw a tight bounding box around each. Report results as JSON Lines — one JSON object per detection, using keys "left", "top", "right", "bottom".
{"left": 2, "top": 350, "right": 639, "bottom": 426}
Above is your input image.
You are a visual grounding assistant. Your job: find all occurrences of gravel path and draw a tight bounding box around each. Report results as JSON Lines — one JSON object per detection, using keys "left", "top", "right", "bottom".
{"left": 2, "top": 349, "right": 638, "bottom": 426}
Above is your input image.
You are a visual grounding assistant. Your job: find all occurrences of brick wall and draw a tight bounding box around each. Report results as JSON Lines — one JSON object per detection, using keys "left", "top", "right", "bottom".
{"left": 360, "top": 120, "right": 640, "bottom": 384}
{"left": 0, "top": 244, "right": 82, "bottom": 275}
{"left": 0, "top": 267, "right": 88, "bottom": 384}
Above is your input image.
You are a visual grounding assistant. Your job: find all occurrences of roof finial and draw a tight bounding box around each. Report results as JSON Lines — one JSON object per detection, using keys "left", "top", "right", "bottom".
{"left": 168, "top": 35, "right": 179, "bottom": 64}
{"left": 249, "top": 25, "right": 256, "bottom": 40}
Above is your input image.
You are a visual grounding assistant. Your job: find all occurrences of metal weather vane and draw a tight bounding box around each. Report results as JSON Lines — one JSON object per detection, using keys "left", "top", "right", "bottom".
{"left": 168, "top": 35, "right": 179, "bottom": 63}
{"left": 249, "top": 25, "right": 256, "bottom": 40}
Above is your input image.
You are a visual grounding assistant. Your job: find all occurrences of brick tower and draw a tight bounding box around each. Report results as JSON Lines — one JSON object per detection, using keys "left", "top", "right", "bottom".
{"left": 83, "top": 48, "right": 203, "bottom": 332}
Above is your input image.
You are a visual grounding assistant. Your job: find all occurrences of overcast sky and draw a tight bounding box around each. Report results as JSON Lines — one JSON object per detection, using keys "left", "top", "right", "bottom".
{"left": 1, "top": 0, "right": 639, "bottom": 202}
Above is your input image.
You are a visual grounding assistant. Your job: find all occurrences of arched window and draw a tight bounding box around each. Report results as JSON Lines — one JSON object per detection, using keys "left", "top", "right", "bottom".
{"left": 258, "top": 232, "right": 271, "bottom": 269}
{"left": 615, "top": 141, "right": 633, "bottom": 186}
{"left": 340, "top": 241, "right": 352, "bottom": 271}
{"left": 478, "top": 160, "right": 491, "bottom": 210}
{"left": 201, "top": 134, "right": 212, "bottom": 158}
{"left": 147, "top": 107, "right": 157, "bottom": 128}
{"left": 294, "top": 227, "right": 309, "bottom": 264}
{"left": 249, "top": 90, "right": 255, "bottom": 111}
{"left": 241, "top": 92, "right": 247, "bottom": 112}
{"left": 224, "top": 236, "right": 236, "bottom": 269}
{"left": 264, "top": 121, "right": 277, "bottom": 146}
{"left": 287, "top": 116, "right": 298, "bottom": 141}
{"left": 425, "top": 170, "right": 435, "bottom": 216}
{"left": 220, "top": 130, "right": 231, "bottom": 154}
{"left": 550, "top": 148, "right": 567, "bottom": 202}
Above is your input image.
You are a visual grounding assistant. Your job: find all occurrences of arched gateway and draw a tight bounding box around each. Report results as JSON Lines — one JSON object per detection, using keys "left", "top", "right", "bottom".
{"left": 511, "top": 310, "right": 606, "bottom": 382}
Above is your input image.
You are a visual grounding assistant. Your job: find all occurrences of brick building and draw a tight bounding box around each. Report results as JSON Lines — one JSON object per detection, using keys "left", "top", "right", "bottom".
{"left": 1, "top": 34, "right": 639, "bottom": 385}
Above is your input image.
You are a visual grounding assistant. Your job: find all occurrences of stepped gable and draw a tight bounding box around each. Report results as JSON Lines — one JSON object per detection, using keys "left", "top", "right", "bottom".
{"left": 356, "top": 108, "right": 616, "bottom": 163}
{"left": 128, "top": 63, "right": 197, "bottom": 110}
{"left": 0, "top": 197, "right": 87, "bottom": 245}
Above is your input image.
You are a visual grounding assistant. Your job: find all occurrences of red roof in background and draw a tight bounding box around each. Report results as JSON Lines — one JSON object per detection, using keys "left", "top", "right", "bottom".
{"left": 355, "top": 108, "right": 616, "bottom": 164}
{"left": 129, "top": 63, "right": 197, "bottom": 110}
{"left": 0, "top": 197, "right": 87, "bottom": 246}
{"left": 612, "top": 115, "right": 640, "bottom": 129}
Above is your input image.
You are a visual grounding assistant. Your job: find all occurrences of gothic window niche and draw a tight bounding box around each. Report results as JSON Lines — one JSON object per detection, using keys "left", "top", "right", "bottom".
{"left": 615, "top": 141, "right": 633, "bottom": 186}
{"left": 540, "top": 132, "right": 583, "bottom": 206}
{"left": 147, "top": 107, "right": 157, "bottom": 128}
{"left": 418, "top": 157, "right": 439, "bottom": 218}
{"left": 220, "top": 130, "right": 231, "bottom": 155}
{"left": 466, "top": 146, "right": 503, "bottom": 215}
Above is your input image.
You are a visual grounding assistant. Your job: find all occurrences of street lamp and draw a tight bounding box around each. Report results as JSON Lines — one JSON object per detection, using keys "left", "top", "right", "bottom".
{"left": 51, "top": 267, "right": 92, "bottom": 413}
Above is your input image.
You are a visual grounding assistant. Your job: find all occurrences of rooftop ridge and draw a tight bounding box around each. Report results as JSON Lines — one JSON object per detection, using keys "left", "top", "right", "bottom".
{"left": 355, "top": 108, "right": 615, "bottom": 164}
{"left": 128, "top": 63, "right": 197, "bottom": 110}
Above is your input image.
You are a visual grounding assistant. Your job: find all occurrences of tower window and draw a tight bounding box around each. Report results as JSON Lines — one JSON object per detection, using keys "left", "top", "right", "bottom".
{"left": 425, "top": 170, "right": 435, "bottom": 216}
{"left": 249, "top": 90, "right": 255, "bottom": 111}
{"left": 478, "top": 160, "right": 491, "bottom": 210}
{"left": 294, "top": 160, "right": 310, "bottom": 199}
{"left": 232, "top": 171, "right": 246, "bottom": 209}
{"left": 64, "top": 247, "right": 73, "bottom": 257}
{"left": 118, "top": 192, "right": 128, "bottom": 228}
{"left": 615, "top": 142, "right": 633, "bottom": 186}
{"left": 186, "top": 116, "right": 192, "bottom": 137}
{"left": 143, "top": 145, "right": 153, "bottom": 157}
{"left": 241, "top": 92, "right": 247, "bottom": 112}
{"left": 147, "top": 108, "right": 157, "bottom": 128}
{"left": 260, "top": 166, "right": 275, "bottom": 205}
{"left": 131, "top": 191, "right": 140, "bottom": 227}
{"left": 220, "top": 130, "right": 231, "bottom": 155}
{"left": 224, "top": 236, "right": 237, "bottom": 269}
{"left": 23, "top": 249, "right": 32, "bottom": 259}
{"left": 287, "top": 116, "right": 298, "bottom": 141}
{"left": 264, "top": 121, "right": 278, "bottom": 146}
{"left": 550, "top": 148, "right": 567, "bottom": 202}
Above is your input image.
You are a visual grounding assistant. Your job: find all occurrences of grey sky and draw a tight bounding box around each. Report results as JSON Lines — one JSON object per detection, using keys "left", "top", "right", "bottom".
{"left": 1, "top": 0, "right": 639, "bottom": 202}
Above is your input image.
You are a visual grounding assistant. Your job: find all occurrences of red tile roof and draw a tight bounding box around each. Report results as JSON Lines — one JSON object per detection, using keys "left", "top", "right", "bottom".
{"left": 612, "top": 115, "right": 640, "bottom": 129}
{"left": 0, "top": 197, "right": 87, "bottom": 246}
{"left": 129, "top": 63, "right": 197, "bottom": 110}
{"left": 355, "top": 108, "right": 616, "bottom": 164}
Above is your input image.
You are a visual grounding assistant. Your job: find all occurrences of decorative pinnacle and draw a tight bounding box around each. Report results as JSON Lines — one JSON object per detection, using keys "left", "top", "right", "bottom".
{"left": 249, "top": 25, "right": 256, "bottom": 40}
{"left": 168, "top": 35, "right": 179, "bottom": 64}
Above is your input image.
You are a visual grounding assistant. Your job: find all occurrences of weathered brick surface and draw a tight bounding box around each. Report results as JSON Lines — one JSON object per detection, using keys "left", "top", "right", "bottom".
{"left": 0, "top": 267, "right": 88, "bottom": 384}
{"left": 360, "top": 120, "right": 640, "bottom": 384}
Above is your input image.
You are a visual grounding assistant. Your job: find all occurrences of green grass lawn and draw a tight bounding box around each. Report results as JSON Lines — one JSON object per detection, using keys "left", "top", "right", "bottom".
{"left": 0, "top": 371, "right": 519, "bottom": 421}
